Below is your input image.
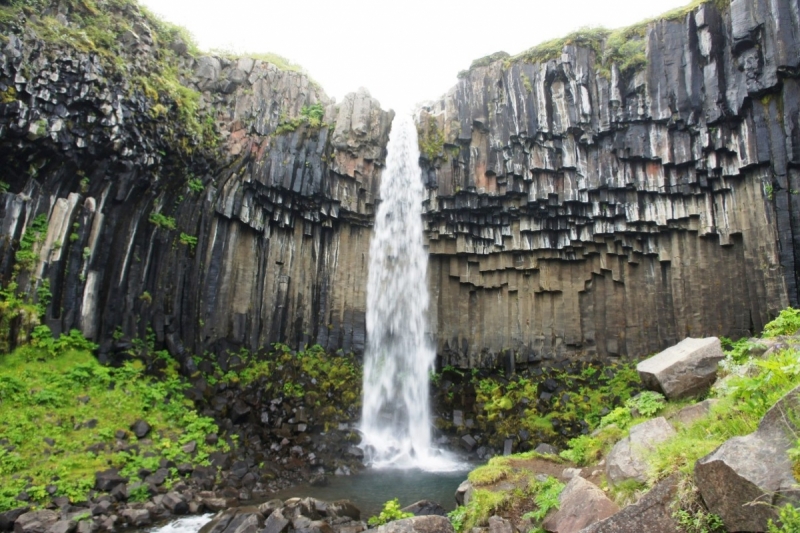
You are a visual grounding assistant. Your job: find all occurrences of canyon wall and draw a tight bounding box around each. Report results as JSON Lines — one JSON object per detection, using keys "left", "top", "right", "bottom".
{"left": 1, "top": 0, "right": 799, "bottom": 369}
{"left": 0, "top": 1, "right": 391, "bottom": 363}
{"left": 418, "top": 0, "right": 800, "bottom": 367}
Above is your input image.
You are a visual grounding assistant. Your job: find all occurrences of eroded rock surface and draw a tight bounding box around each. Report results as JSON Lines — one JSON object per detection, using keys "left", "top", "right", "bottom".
{"left": 542, "top": 476, "right": 618, "bottom": 533}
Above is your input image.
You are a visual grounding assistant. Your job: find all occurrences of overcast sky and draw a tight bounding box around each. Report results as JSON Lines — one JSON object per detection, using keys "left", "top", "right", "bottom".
{"left": 139, "top": 0, "right": 692, "bottom": 112}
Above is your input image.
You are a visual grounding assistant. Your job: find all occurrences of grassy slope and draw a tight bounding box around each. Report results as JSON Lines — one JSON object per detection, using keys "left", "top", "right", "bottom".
{"left": 450, "top": 308, "right": 800, "bottom": 532}
{"left": 0, "top": 343, "right": 225, "bottom": 511}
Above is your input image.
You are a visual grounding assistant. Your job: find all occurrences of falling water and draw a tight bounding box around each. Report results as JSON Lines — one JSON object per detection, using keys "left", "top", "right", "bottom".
{"left": 360, "top": 114, "right": 455, "bottom": 471}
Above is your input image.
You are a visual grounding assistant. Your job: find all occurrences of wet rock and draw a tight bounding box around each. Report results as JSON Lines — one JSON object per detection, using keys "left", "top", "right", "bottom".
{"left": 542, "top": 476, "right": 618, "bottom": 533}
{"left": 326, "top": 501, "right": 360, "bottom": 521}
{"left": 460, "top": 435, "right": 477, "bottom": 452}
{"left": 162, "top": 492, "right": 188, "bottom": 515}
{"left": 400, "top": 501, "right": 447, "bottom": 517}
{"left": 455, "top": 480, "right": 473, "bottom": 506}
{"left": 261, "top": 509, "right": 290, "bottom": 533}
{"left": 198, "top": 507, "right": 263, "bottom": 533}
{"left": 637, "top": 338, "right": 725, "bottom": 400}
{"left": 120, "top": 509, "right": 150, "bottom": 527}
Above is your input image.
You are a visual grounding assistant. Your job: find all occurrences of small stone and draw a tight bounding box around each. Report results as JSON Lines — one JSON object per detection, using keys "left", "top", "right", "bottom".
{"left": 130, "top": 420, "right": 151, "bottom": 439}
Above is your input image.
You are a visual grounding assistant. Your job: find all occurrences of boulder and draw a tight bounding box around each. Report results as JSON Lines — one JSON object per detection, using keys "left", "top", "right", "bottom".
{"left": 606, "top": 418, "right": 675, "bottom": 486}
{"left": 130, "top": 420, "right": 151, "bottom": 439}
{"left": 668, "top": 399, "right": 719, "bottom": 427}
{"left": 162, "top": 492, "right": 188, "bottom": 515}
{"left": 400, "top": 501, "right": 447, "bottom": 517}
{"left": 694, "top": 384, "right": 800, "bottom": 531}
{"left": 198, "top": 507, "right": 264, "bottom": 533}
{"left": 534, "top": 443, "right": 559, "bottom": 455}
{"left": 372, "top": 515, "right": 454, "bottom": 533}
{"left": 637, "top": 337, "right": 724, "bottom": 400}
{"left": 12, "top": 510, "right": 58, "bottom": 533}
{"left": 541, "top": 476, "right": 618, "bottom": 533}
{"left": 0, "top": 507, "right": 29, "bottom": 531}
{"left": 261, "top": 509, "right": 290, "bottom": 533}
{"left": 120, "top": 509, "right": 150, "bottom": 528}
{"left": 94, "top": 469, "right": 127, "bottom": 492}
{"left": 45, "top": 521, "right": 74, "bottom": 533}
{"left": 580, "top": 476, "right": 681, "bottom": 533}
{"left": 487, "top": 515, "right": 513, "bottom": 533}
{"left": 455, "top": 480, "right": 473, "bottom": 506}
{"left": 326, "top": 501, "right": 360, "bottom": 521}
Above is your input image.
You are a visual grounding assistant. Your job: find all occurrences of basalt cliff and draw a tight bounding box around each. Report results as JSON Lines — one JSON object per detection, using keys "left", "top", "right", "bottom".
{"left": 1, "top": 0, "right": 799, "bottom": 370}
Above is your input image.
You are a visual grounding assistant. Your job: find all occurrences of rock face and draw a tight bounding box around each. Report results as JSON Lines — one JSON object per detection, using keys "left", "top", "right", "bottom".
{"left": 418, "top": 0, "right": 800, "bottom": 367}
{"left": 0, "top": 1, "right": 392, "bottom": 361}
{"left": 637, "top": 337, "right": 724, "bottom": 399}
{"left": 694, "top": 384, "right": 800, "bottom": 531}
{"left": 606, "top": 418, "right": 675, "bottom": 486}
{"left": 0, "top": 0, "right": 799, "bottom": 367}
{"left": 541, "top": 476, "right": 618, "bottom": 533}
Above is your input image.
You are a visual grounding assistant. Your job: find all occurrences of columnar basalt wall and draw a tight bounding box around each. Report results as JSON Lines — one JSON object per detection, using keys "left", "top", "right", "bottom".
{"left": 0, "top": 7, "right": 392, "bottom": 361}
{"left": 418, "top": 0, "right": 800, "bottom": 368}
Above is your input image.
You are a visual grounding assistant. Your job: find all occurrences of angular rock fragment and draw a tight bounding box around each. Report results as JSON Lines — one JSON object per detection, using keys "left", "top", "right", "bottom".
{"left": 542, "top": 476, "right": 618, "bottom": 533}
{"left": 637, "top": 337, "right": 724, "bottom": 400}
{"left": 695, "top": 384, "right": 800, "bottom": 531}
{"left": 606, "top": 418, "right": 675, "bottom": 485}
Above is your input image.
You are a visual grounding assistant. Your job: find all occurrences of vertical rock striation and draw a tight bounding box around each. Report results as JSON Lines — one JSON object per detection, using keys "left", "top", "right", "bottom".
{"left": 417, "top": 0, "right": 800, "bottom": 367}
{"left": 0, "top": 1, "right": 392, "bottom": 361}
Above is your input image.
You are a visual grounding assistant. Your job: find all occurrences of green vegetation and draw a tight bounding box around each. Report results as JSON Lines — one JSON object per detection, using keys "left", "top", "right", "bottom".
{"left": 192, "top": 343, "right": 362, "bottom": 431}
{"left": 450, "top": 459, "right": 565, "bottom": 533}
{"left": 0, "top": 0, "right": 217, "bottom": 154}
{"left": 149, "top": 212, "right": 177, "bottom": 230}
{"left": 179, "top": 232, "right": 198, "bottom": 250}
{"left": 14, "top": 214, "right": 47, "bottom": 272}
{"left": 209, "top": 49, "right": 306, "bottom": 74}
{"left": 274, "top": 103, "right": 326, "bottom": 135}
{"left": 0, "top": 338, "right": 225, "bottom": 512}
{"left": 418, "top": 119, "right": 445, "bottom": 161}
{"left": 368, "top": 499, "right": 414, "bottom": 526}
{"left": 769, "top": 504, "right": 800, "bottom": 532}
{"left": 505, "top": 0, "right": 730, "bottom": 77}
{"left": 187, "top": 178, "right": 205, "bottom": 193}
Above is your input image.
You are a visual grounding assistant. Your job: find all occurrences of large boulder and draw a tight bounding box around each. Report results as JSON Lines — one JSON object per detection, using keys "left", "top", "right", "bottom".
{"left": 400, "top": 501, "right": 447, "bottom": 517}
{"left": 580, "top": 476, "right": 681, "bottom": 533}
{"left": 606, "top": 418, "right": 675, "bottom": 486}
{"left": 199, "top": 507, "right": 264, "bottom": 533}
{"left": 542, "top": 476, "right": 618, "bottom": 533}
{"left": 373, "top": 516, "right": 454, "bottom": 533}
{"left": 637, "top": 337, "right": 724, "bottom": 400}
{"left": 12, "top": 510, "right": 58, "bottom": 533}
{"left": 455, "top": 480, "right": 473, "bottom": 506}
{"left": 694, "top": 384, "right": 800, "bottom": 531}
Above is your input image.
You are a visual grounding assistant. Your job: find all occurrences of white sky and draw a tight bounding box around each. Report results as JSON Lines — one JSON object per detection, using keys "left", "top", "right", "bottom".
{"left": 139, "top": 0, "right": 692, "bottom": 113}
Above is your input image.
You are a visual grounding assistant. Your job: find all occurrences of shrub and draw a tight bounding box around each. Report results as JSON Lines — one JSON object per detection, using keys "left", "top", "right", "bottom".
{"left": 149, "top": 212, "right": 176, "bottom": 230}
{"left": 368, "top": 499, "right": 413, "bottom": 526}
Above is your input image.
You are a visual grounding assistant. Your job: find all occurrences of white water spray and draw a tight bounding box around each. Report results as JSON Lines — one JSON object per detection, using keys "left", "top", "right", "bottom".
{"left": 360, "top": 114, "right": 456, "bottom": 471}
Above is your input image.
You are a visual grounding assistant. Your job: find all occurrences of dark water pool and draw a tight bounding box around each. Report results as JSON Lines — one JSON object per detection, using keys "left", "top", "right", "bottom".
{"left": 148, "top": 466, "right": 473, "bottom": 532}
{"left": 269, "top": 466, "right": 472, "bottom": 518}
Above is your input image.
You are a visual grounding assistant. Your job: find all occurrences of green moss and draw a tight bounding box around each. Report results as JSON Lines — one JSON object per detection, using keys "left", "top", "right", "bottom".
{"left": 274, "top": 103, "right": 326, "bottom": 135}
{"left": 503, "top": 0, "right": 730, "bottom": 77}
{"left": 418, "top": 119, "right": 445, "bottom": 161}
{"left": 468, "top": 457, "right": 513, "bottom": 486}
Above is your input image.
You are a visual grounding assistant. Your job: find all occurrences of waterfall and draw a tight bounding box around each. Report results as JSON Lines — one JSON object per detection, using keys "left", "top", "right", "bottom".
{"left": 360, "top": 114, "right": 455, "bottom": 471}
